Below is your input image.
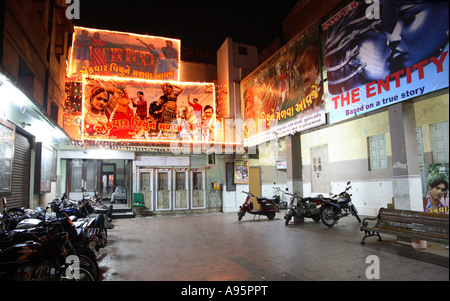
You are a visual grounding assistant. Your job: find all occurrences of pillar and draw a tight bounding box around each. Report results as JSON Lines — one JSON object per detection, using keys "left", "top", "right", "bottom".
{"left": 286, "top": 133, "right": 303, "bottom": 222}
{"left": 388, "top": 101, "right": 423, "bottom": 211}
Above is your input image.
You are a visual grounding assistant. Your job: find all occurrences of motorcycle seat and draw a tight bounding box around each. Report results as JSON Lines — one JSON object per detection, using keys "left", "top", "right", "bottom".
{"left": 266, "top": 197, "right": 280, "bottom": 204}
{"left": 257, "top": 197, "right": 279, "bottom": 204}
{"left": 256, "top": 197, "right": 267, "bottom": 203}
{"left": 94, "top": 207, "right": 108, "bottom": 215}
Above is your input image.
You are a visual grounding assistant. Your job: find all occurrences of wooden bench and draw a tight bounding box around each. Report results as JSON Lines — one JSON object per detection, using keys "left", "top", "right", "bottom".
{"left": 360, "top": 208, "right": 449, "bottom": 245}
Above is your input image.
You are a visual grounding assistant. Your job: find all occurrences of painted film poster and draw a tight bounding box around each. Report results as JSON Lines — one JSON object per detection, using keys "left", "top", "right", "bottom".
{"left": 82, "top": 76, "right": 216, "bottom": 143}
{"left": 241, "top": 26, "right": 326, "bottom": 147}
{"left": 424, "top": 164, "right": 449, "bottom": 214}
{"left": 323, "top": 0, "right": 449, "bottom": 124}
{"left": 234, "top": 159, "right": 249, "bottom": 184}
{"left": 69, "top": 27, "right": 180, "bottom": 81}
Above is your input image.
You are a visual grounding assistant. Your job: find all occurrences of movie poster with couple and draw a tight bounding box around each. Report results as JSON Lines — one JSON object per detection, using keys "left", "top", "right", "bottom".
{"left": 240, "top": 26, "right": 326, "bottom": 147}
{"left": 82, "top": 76, "right": 216, "bottom": 143}
{"left": 323, "top": 0, "right": 449, "bottom": 124}
{"left": 69, "top": 26, "right": 180, "bottom": 81}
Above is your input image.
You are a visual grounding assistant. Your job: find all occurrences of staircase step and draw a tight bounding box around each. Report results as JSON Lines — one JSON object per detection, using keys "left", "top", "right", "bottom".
{"left": 110, "top": 204, "right": 135, "bottom": 219}
{"left": 112, "top": 211, "right": 135, "bottom": 219}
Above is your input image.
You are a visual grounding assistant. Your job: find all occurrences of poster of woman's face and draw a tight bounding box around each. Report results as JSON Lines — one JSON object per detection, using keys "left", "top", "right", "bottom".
{"left": 323, "top": 0, "right": 449, "bottom": 124}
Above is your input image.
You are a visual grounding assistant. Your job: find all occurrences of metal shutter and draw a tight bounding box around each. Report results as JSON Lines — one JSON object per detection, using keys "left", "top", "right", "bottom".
{"left": 7, "top": 132, "right": 32, "bottom": 209}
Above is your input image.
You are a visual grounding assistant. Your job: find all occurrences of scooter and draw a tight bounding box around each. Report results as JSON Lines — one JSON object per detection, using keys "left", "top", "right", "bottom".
{"left": 238, "top": 189, "right": 280, "bottom": 221}
{"left": 273, "top": 183, "right": 287, "bottom": 209}
{"left": 284, "top": 189, "right": 321, "bottom": 226}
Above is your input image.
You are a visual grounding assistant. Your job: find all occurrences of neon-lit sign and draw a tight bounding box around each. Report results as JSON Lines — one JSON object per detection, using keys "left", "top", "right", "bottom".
{"left": 82, "top": 76, "right": 216, "bottom": 144}
{"left": 69, "top": 27, "right": 181, "bottom": 81}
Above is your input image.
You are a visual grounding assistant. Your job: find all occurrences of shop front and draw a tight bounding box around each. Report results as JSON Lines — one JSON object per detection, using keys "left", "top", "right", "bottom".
{"left": 60, "top": 149, "right": 135, "bottom": 205}
{"left": 58, "top": 149, "right": 223, "bottom": 215}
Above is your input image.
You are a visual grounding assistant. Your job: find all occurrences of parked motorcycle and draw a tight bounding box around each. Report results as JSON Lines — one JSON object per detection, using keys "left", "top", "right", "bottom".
{"left": 238, "top": 189, "right": 280, "bottom": 221}
{"left": 273, "top": 183, "right": 287, "bottom": 209}
{"left": 316, "top": 181, "right": 361, "bottom": 227}
{"left": 51, "top": 197, "right": 108, "bottom": 252}
{"left": 1, "top": 197, "right": 97, "bottom": 281}
{"left": 3, "top": 198, "right": 104, "bottom": 277}
{"left": 58, "top": 193, "right": 95, "bottom": 219}
{"left": 284, "top": 189, "right": 321, "bottom": 226}
{"left": 85, "top": 191, "right": 113, "bottom": 221}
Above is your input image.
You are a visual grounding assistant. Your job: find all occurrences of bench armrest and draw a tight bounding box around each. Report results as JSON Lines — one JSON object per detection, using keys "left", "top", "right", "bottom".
{"left": 361, "top": 216, "right": 380, "bottom": 229}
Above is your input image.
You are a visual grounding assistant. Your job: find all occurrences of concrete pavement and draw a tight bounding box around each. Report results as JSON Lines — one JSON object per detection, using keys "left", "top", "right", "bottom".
{"left": 97, "top": 211, "right": 449, "bottom": 281}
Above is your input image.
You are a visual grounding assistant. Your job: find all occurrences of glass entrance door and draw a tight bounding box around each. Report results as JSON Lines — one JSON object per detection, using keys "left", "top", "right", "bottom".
{"left": 191, "top": 169, "right": 206, "bottom": 209}
{"left": 174, "top": 169, "right": 189, "bottom": 210}
{"left": 156, "top": 169, "right": 171, "bottom": 211}
{"left": 138, "top": 169, "right": 154, "bottom": 210}
{"left": 69, "top": 159, "right": 98, "bottom": 201}
{"left": 70, "top": 159, "right": 83, "bottom": 194}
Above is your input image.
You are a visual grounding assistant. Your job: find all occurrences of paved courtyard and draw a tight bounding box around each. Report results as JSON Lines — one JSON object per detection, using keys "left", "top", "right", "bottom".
{"left": 97, "top": 211, "right": 449, "bottom": 282}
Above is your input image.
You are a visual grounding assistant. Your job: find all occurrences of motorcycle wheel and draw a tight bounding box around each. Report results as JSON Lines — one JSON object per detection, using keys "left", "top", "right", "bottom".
{"left": 285, "top": 214, "right": 292, "bottom": 226}
{"left": 351, "top": 206, "right": 361, "bottom": 223}
{"left": 238, "top": 210, "right": 245, "bottom": 221}
{"left": 312, "top": 214, "right": 321, "bottom": 222}
{"left": 320, "top": 206, "right": 337, "bottom": 227}
{"left": 95, "top": 228, "right": 108, "bottom": 251}
{"left": 60, "top": 266, "right": 96, "bottom": 281}
{"left": 266, "top": 212, "right": 276, "bottom": 220}
{"left": 76, "top": 251, "right": 100, "bottom": 281}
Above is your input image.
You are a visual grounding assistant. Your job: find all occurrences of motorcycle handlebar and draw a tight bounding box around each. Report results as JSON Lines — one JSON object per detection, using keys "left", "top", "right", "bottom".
{"left": 284, "top": 191, "right": 300, "bottom": 199}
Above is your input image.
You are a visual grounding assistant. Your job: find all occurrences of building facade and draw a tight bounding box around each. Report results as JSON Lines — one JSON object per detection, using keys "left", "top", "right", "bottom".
{"left": 1, "top": 0, "right": 448, "bottom": 218}
{"left": 237, "top": 0, "right": 449, "bottom": 216}
{"left": 0, "top": 0, "right": 72, "bottom": 209}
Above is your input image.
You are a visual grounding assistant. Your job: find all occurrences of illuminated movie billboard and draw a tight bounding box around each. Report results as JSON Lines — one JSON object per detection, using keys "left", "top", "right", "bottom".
{"left": 323, "top": 0, "right": 449, "bottom": 124}
{"left": 69, "top": 27, "right": 181, "bottom": 81}
{"left": 82, "top": 76, "right": 216, "bottom": 143}
{"left": 241, "top": 26, "right": 326, "bottom": 147}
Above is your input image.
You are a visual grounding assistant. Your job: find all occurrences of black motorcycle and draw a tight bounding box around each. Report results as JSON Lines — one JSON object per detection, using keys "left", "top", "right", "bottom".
{"left": 1, "top": 197, "right": 99, "bottom": 281}
{"left": 284, "top": 189, "right": 321, "bottom": 226}
{"left": 56, "top": 195, "right": 109, "bottom": 251}
{"left": 316, "top": 181, "right": 361, "bottom": 227}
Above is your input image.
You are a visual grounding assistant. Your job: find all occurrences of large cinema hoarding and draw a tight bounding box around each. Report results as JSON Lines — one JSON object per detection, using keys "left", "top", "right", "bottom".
{"left": 81, "top": 76, "right": 216, "bottom": 143}
{"left": 69, "top": 27, "right": 180, "bottom": 81}
{"left": 241, "top": 26, "right": 326, "bottom": 147}
{"left": 323, "top": 0, "right": 449, "bottom": 124}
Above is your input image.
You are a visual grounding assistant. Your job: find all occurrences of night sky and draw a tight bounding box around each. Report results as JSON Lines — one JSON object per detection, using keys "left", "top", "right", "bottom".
{"left": 74, "top": 0, "right": 299, "bottom": 51}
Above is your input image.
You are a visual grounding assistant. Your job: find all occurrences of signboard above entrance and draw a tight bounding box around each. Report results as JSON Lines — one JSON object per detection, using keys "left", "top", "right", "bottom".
{"left": 136, "top": 156, "right": 190, "bottom": 167}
